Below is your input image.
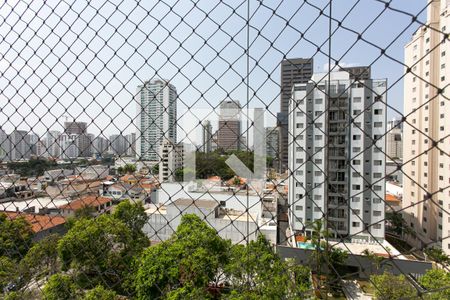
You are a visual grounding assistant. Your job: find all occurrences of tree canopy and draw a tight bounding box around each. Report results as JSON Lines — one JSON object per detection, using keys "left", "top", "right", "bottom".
{"left": 0, "top": 213, "right": 33, "bottom": 260}
{"left": 371, "top": 272, "right": 417, "bottom": 300}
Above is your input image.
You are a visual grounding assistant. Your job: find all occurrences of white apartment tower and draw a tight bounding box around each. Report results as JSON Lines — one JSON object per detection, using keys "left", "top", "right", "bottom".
{"left": 159, "top": 138, "right": 184, "bottom": 182}
{"left": 136, "top": 79, "right": 177, "bottom": 161}
{"left": 403, "top": 0, "right": 450, "bottom": 253}
{"left": 289, "top": 69, "right": 387, "bottom": 242}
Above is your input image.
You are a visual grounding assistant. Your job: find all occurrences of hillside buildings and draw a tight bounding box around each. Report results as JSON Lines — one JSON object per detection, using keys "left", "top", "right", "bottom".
{"left": 288, "top": 68, "right": 387, "bottom": 242}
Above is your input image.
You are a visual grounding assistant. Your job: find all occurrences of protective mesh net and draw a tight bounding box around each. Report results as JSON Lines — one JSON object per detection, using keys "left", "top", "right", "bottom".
{"left": 0, "top": 0, "right": 449, "bottom": 299}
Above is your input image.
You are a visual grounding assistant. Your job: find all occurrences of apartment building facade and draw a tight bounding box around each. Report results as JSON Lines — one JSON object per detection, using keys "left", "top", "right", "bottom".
{"left": 288, "top": 70, "right": 387, "bottom": 242}
{"left": 403, "top": 0, "right": 450, "bottom": 253}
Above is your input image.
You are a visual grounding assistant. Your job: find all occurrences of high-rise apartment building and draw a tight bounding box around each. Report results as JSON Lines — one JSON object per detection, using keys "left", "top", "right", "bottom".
{"left": 0, "top": 128, "right": 8, "bottom": 160}
{"left": 386, "top": 119, "right": 403, "bottom": 159}
{"left": 109, "top": 134, "right": 128, "bottom": 156}
{"left": 201, "top": 120, "right": 213, "bottom": 153}
{"left": 289, "top": 69, "right": 387, "bottom": 242}
{"left": 403, "top": 0, "right": 450, "bottom": 253}
{"left": 46, "top": 130, "right": 61, "bottom": 158}
{"left": 159, "top": 138, "right": 184, "bottom": 182}
{"left": 59, "top": 134, "right": 79, "bottom": 159}
{"left": 217, "top": 100, "right": 241, "bottom": 152}
{"left": 8, "top": 130, "right": 31, "bottom": 161}
{"left": 91, "top": 136, "right": 109, "bottom": 156}
{"left": 126, "top": 133, "right": 137, "bottom": 156}
{"left": 266, "top": 127, "right": 279, "bottom": 160}
{"left": 278, "top": 58, "right": 313, "bottom": 172}
{"left": 64, "top": 121, "right": 91, "bottom": 157}
{"left": 136, "top": 79, "right": 177, "bottom": 161}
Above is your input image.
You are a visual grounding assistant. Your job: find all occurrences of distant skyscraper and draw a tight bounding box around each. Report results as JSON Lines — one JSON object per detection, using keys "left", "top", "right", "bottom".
{"left": 64, "top": 121, "right": 91, "bottom": 157}
{"left": 0, "top": 128, "right": 9, "bottom": 160}
{"left": 110, "top": 134, "right": 128, "bottom": 156}
{"left": 46, "top": 131, "right": 61, "bottom": 158}
{"left": 9, "top": 130, "right": 31, "bottom": 160}
{"left": 265, "top": 127, "right": 279, "bottom": 159}
{"left": 59, "top": 134, "right": 79, "bottom": 159}
{"left": 126, "top": 133, "right": 137, "bottom": 156}
{"left": 92, "top": 136, "right": 109, "bottom": 156}
{"left": 278, "top": 58, "right": 313, "bottom": 172}
{"left": 201, "top": 120, "right": 212, "bottom": 153}
{"left": 217, "top": 100, "right": 241, "bottom": 152}
{"left": 136, "top": 79, "right": 177, "bottom": 161}
{"left": 402, "top": 0, "right": 450, "bottom": 254}
{"left": 28, "top": 133, "right": 39, "bottom": 156}
{"left": 289, "top": 69, "right": 387, "bottom": 242}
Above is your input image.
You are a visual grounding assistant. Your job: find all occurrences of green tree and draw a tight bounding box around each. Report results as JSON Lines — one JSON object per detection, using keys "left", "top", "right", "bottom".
{"left": 224, "top": 235, "right": 311, "bottom": 299}
{"left": 20, "top": 234, "right": 60, "bottom": 279}
{"left": 151, "top": 163, "right": 159, "bottom": 175}
{"left": 424, "top": 247, "right": 450, "bottom": 265}
{"left": 134, "top": 214, "right": 230, "bottom": 299}
{"left": 42, "top": 274, "right": 78, "bottom": 300}
{"left": 117, "top": 166, "right": 124, "bottom": 175}
{"left": 0, "top": 256, "right": 16, "bottom": 291}
{"left": 419, "top": 268, "right": 450, "bottom": 300}
{"left": 112, "top": 199, "right": 149, "bottom": 246}
{"left": 0, "top": 213, "right": 33, "bottom": 260}
{"left": 362, "top": 248, "right": 385, "bottom": 274}
{"left": 123, "top": 163, "right": 137, "bottom": 174}
{"left": 58, "top": 214, "right": 145, "bottom": 292}
{"left": 371, "top": 272, "right": 417, "bottom": 300}
{"left": 82, "top": 285, "right": 119, "bottom": 300}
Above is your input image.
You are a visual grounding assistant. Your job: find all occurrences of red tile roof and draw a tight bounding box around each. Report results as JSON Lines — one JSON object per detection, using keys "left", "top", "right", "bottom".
{"left": 59, "top": 195, "right": 111, "bottom": 211}
{"left": 1, "top": 211, "right": 65, "bottom": 233}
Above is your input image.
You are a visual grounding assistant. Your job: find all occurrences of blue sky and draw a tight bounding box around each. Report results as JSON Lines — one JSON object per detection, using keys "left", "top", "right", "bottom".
{"left": 0, "top": 0, "right": 430, "bottom": 143}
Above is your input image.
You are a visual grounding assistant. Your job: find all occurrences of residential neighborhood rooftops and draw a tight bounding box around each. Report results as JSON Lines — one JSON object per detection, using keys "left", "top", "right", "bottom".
{"left": 59, "top": 195, "right": 112, "bottom": 210}
{"left": 1, "top": 211, "right": 66, "bottom": 233}
{"left": 171, "top": 198, "right": 219, "bottom": 209}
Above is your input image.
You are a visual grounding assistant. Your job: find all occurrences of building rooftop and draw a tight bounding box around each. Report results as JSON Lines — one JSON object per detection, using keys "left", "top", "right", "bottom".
{"left": 59, "top": 195, "right": 111, "bottom": 210}
{"left": 1, "top": 211, "right": 65, "bottom": 233}
{"left": 171, "top": 198, "right": 219, "bottom": 209}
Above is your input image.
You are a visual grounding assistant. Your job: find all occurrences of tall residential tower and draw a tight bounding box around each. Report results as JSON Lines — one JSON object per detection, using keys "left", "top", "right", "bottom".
{"left": 403, "top": 0, "right": 450, "bottom": 254}
{"left": 136, "top": 79, "right": 177, "bottom": 161}
{"left": 289, "top": 68, "right": 387, "bottom": 242}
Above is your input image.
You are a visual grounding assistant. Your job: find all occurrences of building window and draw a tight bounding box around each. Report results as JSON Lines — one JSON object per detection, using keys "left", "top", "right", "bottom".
{"left": 373, "top": 173, "right": 382, "bottom": 178}
{"left": 352, "top": 185, "right": 361, "bottom": 190}
{"left": 315, "top": 98, "right": 323, "bottom": 104}
{"left": 353, "top": 135, "right": 361, "bottom": 140}
{"left": 315, "top": 135, "right": 322, "bottom": 140}
{"left": 374, "top": 160, "right": 382, "bottom": 166}
{"left": 353, "top": 160, "right": 361, "bottom": 165}
{"left": 374, "top": 122, "right": 382, "bottom": 127}
{"left": 295, "top": 205, "right": 303, "bottom": 211}
{"left": 374, "top": 109, "right": 382, "bottom": 115}
{"left": 373, "top": 211, "right": 382, "bottom": 217}
{"left": 352, "top": 222, "right": 360, "bottom": 227}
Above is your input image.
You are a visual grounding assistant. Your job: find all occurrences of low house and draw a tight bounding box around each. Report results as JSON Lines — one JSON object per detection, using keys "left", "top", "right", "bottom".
{"left": 100, "top": 182, "right": 146, "bottom": 203}
{"left": 59, "top": 195, "right": 113, "bottom": 217}
{"left": 1, "top": 211, "right": 66, "bottom": 241}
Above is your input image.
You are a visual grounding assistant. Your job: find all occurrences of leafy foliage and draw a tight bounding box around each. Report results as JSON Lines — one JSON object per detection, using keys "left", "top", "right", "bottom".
{"left": 0, "top": 213, "right": 33, "bottom": 260}
{"left": 0, "top": 256, "right": 16, "bottom": 290}
{"left": 20, "top": 234, "right": 60, "bottom": 279}
{"left": 224, "top": 235, "right": 311, "bottom": 299}
{"left": 371, "top": 272, "right": 417, "bottom": 300}
{"left": 195, "top": 150, "right": 254, "bottom": 180}
{"left": 42, "top": 274, "right": 78, "bottom": 300}
{"left": 134, "top": 214, "right": 230, "bottom": 299}
{"left": 57, "top": 214, "right": 146, "bottom": 292}
{"left": 424, "top": 247, "right": 450, "bottom": 265}
{"left": 7, "top": 158, "right": 57, "bottom": 177}
{"left": 419, "top": 268, "right": 450, "bottom": 300}
{"left": 82, "top": 285, "right": 119, "bottom": 300}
